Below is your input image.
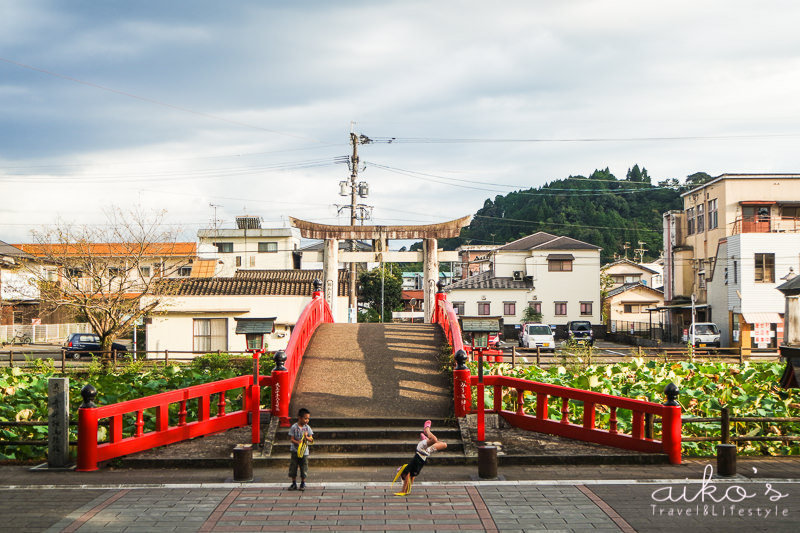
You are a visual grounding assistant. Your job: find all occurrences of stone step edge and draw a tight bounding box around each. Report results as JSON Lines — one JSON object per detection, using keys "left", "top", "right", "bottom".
{"left": 113, "top": 453, "right": 670, "bottom": 469}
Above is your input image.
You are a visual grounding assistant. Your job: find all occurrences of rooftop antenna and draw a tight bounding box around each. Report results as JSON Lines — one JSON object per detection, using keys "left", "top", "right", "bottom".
{"left": 209, "top": 204, "right": 223, "bottom": 233}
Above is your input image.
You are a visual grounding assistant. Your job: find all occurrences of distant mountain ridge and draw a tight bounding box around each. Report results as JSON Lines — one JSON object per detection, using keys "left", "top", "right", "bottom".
{"left": 438, "top": 165, "right": 689, "bottom": 263}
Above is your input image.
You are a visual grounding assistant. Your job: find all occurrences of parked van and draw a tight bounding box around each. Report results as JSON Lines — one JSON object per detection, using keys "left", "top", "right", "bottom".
{"left": 690, "top": 322, "right": 720, "bottom": 348}
{"left": 519, "top": 323, "right": 556, "bottom": 351}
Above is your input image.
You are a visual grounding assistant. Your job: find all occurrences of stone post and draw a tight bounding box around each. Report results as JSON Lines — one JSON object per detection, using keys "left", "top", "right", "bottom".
{"left": 47, "top": 377, "right": 71, "bottom": 468}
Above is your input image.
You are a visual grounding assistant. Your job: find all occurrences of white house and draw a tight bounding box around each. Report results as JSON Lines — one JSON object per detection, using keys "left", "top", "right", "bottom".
{"left": 602, "top": 259, "right": 662, "bottom": 289}
{"left": 443, "top": 232, "right": 601, "bottom": 337}
{"left": 143, "top": 269, "right": 349, "bottom": 356}
{"left": 197, "top": 215, "right": 301, "bottom": 276}
{"left": 707, "top": 233, "right": 800, "bottom": 348}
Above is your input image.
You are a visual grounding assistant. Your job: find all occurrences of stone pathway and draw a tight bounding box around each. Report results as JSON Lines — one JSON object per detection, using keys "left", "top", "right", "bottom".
{"left": 5, "top": 477, "right": 795, "bottom": 532}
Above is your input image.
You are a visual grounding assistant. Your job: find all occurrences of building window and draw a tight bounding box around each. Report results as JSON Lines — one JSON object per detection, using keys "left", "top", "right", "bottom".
{"left": 249, "top": 256, "right": 256, "bottom": 267}
{"left": 214, "top": 242, "right": 233, "bottom": 253}
{"left": 503, "top": 302, "right": 516, "bottom": 316}
{"left": 453, "top": 302, "right": 465, "bottom": 315}
{"left": 754, "top": 253, "right": 775, "bottom": 283}
{"left": 554, "top": 302, "right": 567, "bottom": 316}
{"left": 193, "top": 318, "right": 227, "bottom": 352}
{"left": 140, "top": 266, "right": 151, "bottom": 278}
{"left": 580, "top": 302, "right": 592, "bottom": 316}
{"left": 258, "top": 242, "right": 278, "bottom": 253}
{"left": 623, "top": 304, "right": 637, "bottom": 313}
{"left": 733, "top": 260, "right": 738, "bottom": 284}
{"left": 696, "top": 204, "right": 705, "bottom": 233}
{"left": 478, "top": 302, "right": 491, "bottom": 315}
{"left": 178, "top": 266, "right": 192, "bottom": 277}
{"left": 686, "top": 207, "right": 695, "bottom": 235}
{"left": 709, "top": 199, "right": 718, "bottom": 229}
{"left": 235, "top": 256, "right": 242, "bottom": 267}
{"left": 548, "top": 259, "right": 573, "bottom": 272}
{"left": 529, "top": 301, "right": 542, "bottom": 314}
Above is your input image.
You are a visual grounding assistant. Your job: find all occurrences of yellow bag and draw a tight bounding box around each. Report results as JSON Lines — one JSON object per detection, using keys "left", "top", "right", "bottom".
{"left": 297, "top": 434, "right": 308, "bottom": 458}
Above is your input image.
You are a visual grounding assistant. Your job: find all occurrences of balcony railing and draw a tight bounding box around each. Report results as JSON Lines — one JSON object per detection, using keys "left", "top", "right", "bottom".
{"left": 732, "top": 215, "right": 800, "bottom": 235}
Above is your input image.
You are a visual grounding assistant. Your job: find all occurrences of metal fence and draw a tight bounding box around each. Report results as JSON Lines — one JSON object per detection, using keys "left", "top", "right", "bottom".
{"left": 0, "top": 322, "right": 91, "bottom": 344}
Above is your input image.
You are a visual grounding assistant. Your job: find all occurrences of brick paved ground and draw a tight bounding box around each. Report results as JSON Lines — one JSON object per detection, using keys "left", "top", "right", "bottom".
{"left": 2, "top": 458, "right": 800, "bottom": 532}
{"left": 1, "top": 477, "right": 796, "bottom": 532}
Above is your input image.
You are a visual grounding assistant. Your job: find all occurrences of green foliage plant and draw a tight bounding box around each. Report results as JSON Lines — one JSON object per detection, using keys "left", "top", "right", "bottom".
{"left": 468, "top": 359, "right": 799, "bottom": 457}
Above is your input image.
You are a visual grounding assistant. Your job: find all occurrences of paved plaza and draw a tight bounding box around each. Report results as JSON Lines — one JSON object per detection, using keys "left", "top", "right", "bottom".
{"left": 1, "top": 458, "right": 799, "bottom": 532}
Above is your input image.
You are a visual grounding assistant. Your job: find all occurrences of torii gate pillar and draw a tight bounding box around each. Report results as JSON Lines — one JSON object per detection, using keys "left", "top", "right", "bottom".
{"left": 323, "top": 237, "right": 339, "bottom": 317}
{"left": 423, "top": 238, "right": 439, "bottom": 321}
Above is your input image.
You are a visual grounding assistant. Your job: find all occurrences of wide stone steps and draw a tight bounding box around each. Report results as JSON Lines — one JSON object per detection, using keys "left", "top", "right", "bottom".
{"left": 268, "top": 417, "right": 465, "bottom": 467}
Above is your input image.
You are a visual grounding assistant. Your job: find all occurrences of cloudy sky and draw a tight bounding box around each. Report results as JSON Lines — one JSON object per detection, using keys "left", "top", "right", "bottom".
{"left": 3, "top": 1, "right": 800, "bottom": 246}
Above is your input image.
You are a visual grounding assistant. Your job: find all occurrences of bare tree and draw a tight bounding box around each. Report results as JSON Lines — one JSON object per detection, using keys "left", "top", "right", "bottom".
{"left": 24, "top": 207, "right": 193, "bottom": 355}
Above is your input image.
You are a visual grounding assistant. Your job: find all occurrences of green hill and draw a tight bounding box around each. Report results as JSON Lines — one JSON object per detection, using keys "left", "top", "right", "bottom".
{"left": 437, "top": 165, "right": 695, "bottom": 263}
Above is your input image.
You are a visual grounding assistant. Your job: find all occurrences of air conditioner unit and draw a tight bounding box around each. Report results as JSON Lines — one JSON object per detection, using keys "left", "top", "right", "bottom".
{"left": 513, "top": 271, "right": 523, "bottom": 281}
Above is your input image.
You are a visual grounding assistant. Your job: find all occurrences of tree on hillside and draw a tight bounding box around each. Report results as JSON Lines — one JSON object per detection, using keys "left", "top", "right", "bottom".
{"left": 358, "top": 263, "right": 403, "bottom": 322}
{"left": 24, "top": 207, "right": 189, "bottom": 355}
{"left": 685, "top": 172, "right": 713, "bottom": 188}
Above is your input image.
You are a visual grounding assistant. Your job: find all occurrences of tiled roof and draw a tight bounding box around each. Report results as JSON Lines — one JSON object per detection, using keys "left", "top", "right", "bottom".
{"left": 15, "top": 242, "right": 197, "bottom": 257}
{"left": 0, "top": 240, "right": 33, "bottom": 259}
{"left": 157, "top": 269, "right": 349, "bottom": 296}
{"left": 498, "top": 232, "right": 600, "bottom": 251}
{"left": 444, "top": 270, "right": 531, "bottom": 290}
{"left": 606, "top": 282, "right": 663, "bottom": 298}
{"left": 601, "top": 258, "right": 659, "bottom": 274}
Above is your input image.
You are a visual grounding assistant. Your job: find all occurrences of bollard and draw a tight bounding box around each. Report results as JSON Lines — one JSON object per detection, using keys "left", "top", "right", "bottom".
{"left": 717, "top": 444, "right": 737, "bottom": 476}
{"left": 233, "top": 444, "right": 253, "bottom": 482}
{"left": 478, "top": 445, "right": 498, "bottom": 479}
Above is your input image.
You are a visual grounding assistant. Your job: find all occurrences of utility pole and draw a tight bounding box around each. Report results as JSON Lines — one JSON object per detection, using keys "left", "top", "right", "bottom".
{"left": 337, "top": 126, "right": 373, "bottom": 321}
{"left": 348, "top": 131, "right": 359, "bottom": 316}
{"left": 634, "top": 241, "right": 648, "bottom": 264}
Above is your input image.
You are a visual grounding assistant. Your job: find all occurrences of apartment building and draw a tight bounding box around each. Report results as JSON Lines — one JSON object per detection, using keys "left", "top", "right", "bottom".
{"left": 663, "top": 174, "right": 800, "bottom": 346}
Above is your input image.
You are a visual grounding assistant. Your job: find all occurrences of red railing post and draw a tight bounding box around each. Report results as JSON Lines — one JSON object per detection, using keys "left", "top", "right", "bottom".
{"left": 662, "top": 382, "right": 682, "bottom": 464}
{"left": 453, "top": 350, "right": 471, "bottom": 417}
{"left": 251, "top": 350, "right": 261, "bottom": 445}
{"left": 76, "top": 384, "right": 99, "bottom": 472}
{"left": 271, "top": 350, "right": 291, "bottom": 427}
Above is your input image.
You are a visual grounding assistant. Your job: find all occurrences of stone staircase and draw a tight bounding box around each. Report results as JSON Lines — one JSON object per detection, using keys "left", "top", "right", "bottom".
{"left": 269, "top": 417, "right": 465, "bottom": 467}
{"left": 271, "top": 322, "right": 466, "bottom": 466}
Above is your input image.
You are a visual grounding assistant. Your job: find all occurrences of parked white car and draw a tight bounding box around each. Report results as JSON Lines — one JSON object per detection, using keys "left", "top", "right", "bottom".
{"left": 518, "top": 323, "right": 556, "bottom": 351}
{"left": 690, "top": 322, "right": 720, "bottom": 348}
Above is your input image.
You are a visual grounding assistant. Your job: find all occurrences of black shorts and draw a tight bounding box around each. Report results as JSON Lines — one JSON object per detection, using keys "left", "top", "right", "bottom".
{"left": 401, "top": 454, "right": 426, "bottom": 478}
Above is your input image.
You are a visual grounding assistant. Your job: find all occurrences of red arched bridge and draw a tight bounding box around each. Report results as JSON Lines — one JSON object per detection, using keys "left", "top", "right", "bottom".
{"left": 76, "top": 285, "right": 681, "bottom": 471}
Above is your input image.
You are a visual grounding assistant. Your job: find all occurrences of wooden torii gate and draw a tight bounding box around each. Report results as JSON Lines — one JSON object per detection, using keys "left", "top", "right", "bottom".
{"left": 289, "top": 216, "right": 471, "bottom": 321}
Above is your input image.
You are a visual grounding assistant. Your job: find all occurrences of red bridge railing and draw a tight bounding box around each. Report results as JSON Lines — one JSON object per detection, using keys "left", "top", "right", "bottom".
{"left": 471, "top": 375, "right": 682, "bottom": 464}
{"left": 77, "top": 287, "right": 333, "bottom": 470}
{"left": 265, "top": 288, "right": 334, "bottom": 427}
{"left": 432, "top": 283, "right": 682, "bottom": 464}
{"left": 77, "top": 375, "right": 261, "bottom": 471}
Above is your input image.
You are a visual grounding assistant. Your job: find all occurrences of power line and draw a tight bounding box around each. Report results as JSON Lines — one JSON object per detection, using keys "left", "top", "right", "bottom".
{"left": 367, "top": 133, "right": 800, "bottom": 144}
{"left": 367, "top": 162, "right": 670, "bottom": 196}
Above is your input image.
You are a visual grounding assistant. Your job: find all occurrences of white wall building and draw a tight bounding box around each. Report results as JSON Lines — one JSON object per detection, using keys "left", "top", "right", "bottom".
{"left": 143, "top": 270, "right": 349, "bottom": 356}
{"left": 708, "top": 233, "right": 800, "bottom": 348}
{"left": 197, "top": 216, "right": 301, "bottom": 277}
{"left": 444, "top": 232, "right": 601, "bottom": 336}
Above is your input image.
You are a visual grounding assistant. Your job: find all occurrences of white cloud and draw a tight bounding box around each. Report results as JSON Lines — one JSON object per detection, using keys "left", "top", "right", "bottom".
{"left": 2, "top": 0, "right": 800, "bottom": 244}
